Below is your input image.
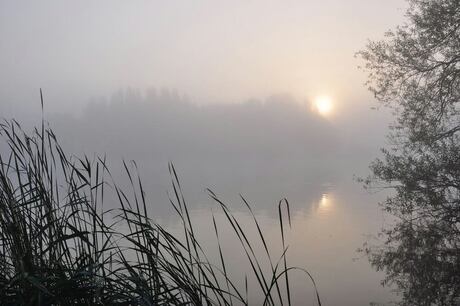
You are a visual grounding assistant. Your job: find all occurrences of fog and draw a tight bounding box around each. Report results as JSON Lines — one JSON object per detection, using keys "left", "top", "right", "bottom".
{"left": 28, "top": 88, "right": 385, "bottom": 218}
{"left": 0, "top": 1, "right": 408, "bottom": 304}
{"left": 0, "top": 0, "right": 406, "bottom": 180}
{"left": 1, "top": 0, "right": 406, "bottom": 113}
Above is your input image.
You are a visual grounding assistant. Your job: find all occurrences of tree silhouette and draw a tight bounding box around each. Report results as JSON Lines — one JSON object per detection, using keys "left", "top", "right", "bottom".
{"left": 358, "top": 0, "right": 460, "bottom": 304}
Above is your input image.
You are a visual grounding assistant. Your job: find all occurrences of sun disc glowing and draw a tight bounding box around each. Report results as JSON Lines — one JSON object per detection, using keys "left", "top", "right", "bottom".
{"left": 314, "top": 95, "right": 333, "bottom": 116}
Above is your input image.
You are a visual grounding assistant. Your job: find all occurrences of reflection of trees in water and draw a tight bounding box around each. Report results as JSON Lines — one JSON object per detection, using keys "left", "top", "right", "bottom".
{"left": 358, "top": 0, "right": 460, "bottom": 304}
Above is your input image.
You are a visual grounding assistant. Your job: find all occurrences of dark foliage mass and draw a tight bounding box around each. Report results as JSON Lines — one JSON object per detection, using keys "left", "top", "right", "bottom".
{"left": 0, "top": 118, "right": 321, "bottom": 305}
{"left": 359, "top": 0, "right": 460, "bottom": 305}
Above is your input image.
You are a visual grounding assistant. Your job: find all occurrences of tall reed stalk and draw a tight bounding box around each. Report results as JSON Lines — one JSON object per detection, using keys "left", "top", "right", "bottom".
{"left": 0, "top": 118, "right": 321, "bottom": 305}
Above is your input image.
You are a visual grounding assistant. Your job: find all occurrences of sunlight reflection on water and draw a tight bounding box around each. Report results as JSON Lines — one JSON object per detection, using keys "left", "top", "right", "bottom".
{"left": 162, "top": 181, "right": 397, "bottom": 306}
{"left": 318, "top": 193, "right": 331, "bottom": 213}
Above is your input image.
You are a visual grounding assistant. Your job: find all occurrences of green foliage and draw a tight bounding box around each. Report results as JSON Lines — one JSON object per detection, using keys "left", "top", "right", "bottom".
{"left": 0, "top": 119, "right": 321, "bottom": 306}
{"left": 358, "top": 0, "right": 460, "bottom": 305}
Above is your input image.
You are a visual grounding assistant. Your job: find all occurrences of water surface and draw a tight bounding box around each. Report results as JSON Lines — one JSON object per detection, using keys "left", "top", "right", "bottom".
{"left": 159, "top": 176, "right": 396, "bottom": 305}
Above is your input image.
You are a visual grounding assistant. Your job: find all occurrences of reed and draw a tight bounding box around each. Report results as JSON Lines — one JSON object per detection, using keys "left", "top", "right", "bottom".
{"left": 0, "top": 118, "right": 321, "bottom": 305}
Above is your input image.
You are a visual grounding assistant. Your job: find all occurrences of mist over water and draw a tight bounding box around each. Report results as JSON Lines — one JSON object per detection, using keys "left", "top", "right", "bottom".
{"left": 0, "top": 82, "right": 395, "bottom": 305}
{"left": 10, "top": 89, "right": 391, "bottom": 305}
{"left": 0, "top": 0, "right": 410, "bottom": 304}
{"left": 41, "top": 89, "right": 388, "bottom": 209}
{"left": 0, "top": 89, "right": 395, "bottom": 305}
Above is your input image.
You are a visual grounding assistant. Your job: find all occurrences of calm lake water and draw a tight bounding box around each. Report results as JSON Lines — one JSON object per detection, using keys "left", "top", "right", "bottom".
{"left": 155, "top": 174, "right": 397, "bottom": 306}
{"left": 42, "top": 100, "right": 396, "bottom": 305}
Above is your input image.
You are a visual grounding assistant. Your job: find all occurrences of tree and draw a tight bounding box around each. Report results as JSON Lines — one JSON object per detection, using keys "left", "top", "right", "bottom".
{"left": 358, "top": 0, "right": 460, "bottom": 305}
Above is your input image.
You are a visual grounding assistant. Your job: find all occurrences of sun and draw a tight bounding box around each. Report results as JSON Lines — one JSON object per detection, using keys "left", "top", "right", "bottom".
{"left": 313, "top": 95, "right": 333, "bottom": 116}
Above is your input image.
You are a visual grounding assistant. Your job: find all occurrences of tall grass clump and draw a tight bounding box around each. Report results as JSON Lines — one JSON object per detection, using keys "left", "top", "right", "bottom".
{"left": 0, "top": 117, "right": 321, "bottom": 305}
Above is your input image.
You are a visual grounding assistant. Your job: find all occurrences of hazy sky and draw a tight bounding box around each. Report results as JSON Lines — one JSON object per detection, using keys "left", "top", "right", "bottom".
{"left": 1, "top": 0, "right": 407, "bottom": 115}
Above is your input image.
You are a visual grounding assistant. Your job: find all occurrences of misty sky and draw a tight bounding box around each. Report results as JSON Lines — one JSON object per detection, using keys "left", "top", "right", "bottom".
{"left": 0, "top": 0, "right": 411, "bottom": 194}
{"left": 1, "top": 0, "right": 407, "bottom": 115}
{"left": 0, "top": 0, "right": 411, "bottom": 197}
